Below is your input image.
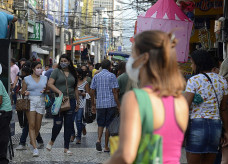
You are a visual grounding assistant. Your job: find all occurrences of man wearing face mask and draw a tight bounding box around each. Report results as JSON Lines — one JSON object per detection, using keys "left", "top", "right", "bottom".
{"left": 91, "top": 59, "right": 120, "bottom": 152}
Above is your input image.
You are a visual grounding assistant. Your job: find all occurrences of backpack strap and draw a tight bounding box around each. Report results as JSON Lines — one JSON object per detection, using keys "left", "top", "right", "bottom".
{"left": 133, "top": 88, "right": 153, "bottom": 134}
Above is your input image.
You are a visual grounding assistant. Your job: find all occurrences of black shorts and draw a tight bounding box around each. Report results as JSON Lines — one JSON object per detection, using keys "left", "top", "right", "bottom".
{"left": 96, "top": 107, "right": 116, "bottom": 128}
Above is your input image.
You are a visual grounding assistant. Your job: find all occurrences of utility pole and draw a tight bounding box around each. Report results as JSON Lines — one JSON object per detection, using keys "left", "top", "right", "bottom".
{"left": 223, "top": 0, "right": 228, "bottom": 59}
{"left": 53, "top": 4, "right": 56, "bottom": 63}
{"left": 60, "top": 0, "right": 65, "bottom": 55}
{"left": 71, "top": 0, "right": 77, "bottom": 62}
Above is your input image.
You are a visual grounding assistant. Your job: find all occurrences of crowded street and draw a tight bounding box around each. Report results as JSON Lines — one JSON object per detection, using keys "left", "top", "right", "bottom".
{"left": 10, "top": 118, "right": 188, "bottom": 164}
{"left": 1, "top": 0, "right": 228, "bottom": 163}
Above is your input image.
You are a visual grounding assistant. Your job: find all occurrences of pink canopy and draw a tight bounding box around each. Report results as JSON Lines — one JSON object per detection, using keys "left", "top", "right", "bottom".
{"left": 137, "top": 0, "right": 193, "bottom": 62}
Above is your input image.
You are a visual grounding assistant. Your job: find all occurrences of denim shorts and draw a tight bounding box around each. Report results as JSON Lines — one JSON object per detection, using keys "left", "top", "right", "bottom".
{"left": 186, "top": 118, "right": 222, "bottom": 153}
{"left": 96, "top": 107, "right": 117, "bottom": 127}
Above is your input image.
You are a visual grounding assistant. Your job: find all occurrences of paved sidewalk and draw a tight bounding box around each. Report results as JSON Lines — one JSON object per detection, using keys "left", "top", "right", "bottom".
{"left": 9, "top": 117, "right": 187, "bottom": 164}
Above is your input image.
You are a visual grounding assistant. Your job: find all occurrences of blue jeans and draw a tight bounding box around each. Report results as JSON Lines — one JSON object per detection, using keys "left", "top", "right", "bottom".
{"left": 72, "top": 108, "right": 85, "bottom": 140}
{"left": 51, "top": 99, "right": 76, "bottom": 149}
{"left": 19, "top": 123, "right": 43, "bottom": 145}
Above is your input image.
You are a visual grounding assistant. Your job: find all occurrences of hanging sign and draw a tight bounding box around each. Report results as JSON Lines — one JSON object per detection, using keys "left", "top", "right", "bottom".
{"left": 194, "top": 0, "right": 223, "bottom": 16}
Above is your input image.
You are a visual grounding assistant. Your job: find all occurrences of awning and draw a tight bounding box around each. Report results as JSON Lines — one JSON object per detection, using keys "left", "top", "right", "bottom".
{"left": 72, "top": 35, "right": 100, "bottom": 45}
{"left": 108, "top": 51, "right": 130, "bottom": 58}
{"left": 66, "top": 45, "right": 82, "bottom": 51}
{"left": 31, "top": 44, "right": 49, "bottom": 55}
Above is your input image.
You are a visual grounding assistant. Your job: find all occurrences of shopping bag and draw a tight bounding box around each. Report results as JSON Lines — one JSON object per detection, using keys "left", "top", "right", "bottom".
{"left": 108, "top": 114, "right": 120, "bottom": 136}
{"left": 45, "top": 95, "right": 52, "bottom": 108}
{"left": 51, "top": 94, "right": 63, "bottom": 115}
{"left": 83, "top": 93, "right": 96, "bottom": 123}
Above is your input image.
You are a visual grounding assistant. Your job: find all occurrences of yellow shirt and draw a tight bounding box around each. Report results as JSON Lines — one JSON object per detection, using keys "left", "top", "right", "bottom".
{"left": 92, "top": 69, "right": 97, "bottom": 77}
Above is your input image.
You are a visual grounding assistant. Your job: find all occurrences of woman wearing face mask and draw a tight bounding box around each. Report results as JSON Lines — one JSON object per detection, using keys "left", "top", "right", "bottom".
{"left": 46, "top": 54, "right": 79, "bottom": 155}
{"left": 105, "top": 30, "right": 189, "bottom": 164}
{"left": 22, "top": 61, "right": 47, "bottom": 157}
{"left": 71, "top": 68, "right": 90, "bottom": 144}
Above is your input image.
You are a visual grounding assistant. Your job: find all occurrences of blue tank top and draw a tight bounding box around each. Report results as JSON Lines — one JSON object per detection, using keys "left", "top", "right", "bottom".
{"left": 24, "top": 75, "right": 47, "bottom": 96}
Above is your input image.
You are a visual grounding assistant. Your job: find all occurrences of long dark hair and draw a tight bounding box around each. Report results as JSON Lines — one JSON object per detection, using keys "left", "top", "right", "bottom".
{"left": 31, "top": 61, "right": 41, "bottom": 74}
{"left": 58, "top": 54, "right": 78, "bottom": 87}
{"left": 191, "top": 50, "right": 214, "bottom": 74}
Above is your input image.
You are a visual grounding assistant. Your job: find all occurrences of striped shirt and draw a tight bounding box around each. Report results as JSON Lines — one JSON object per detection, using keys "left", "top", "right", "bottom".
{"left": 78, "top": 80, "right": 88, "bottom": 108}
{"left": 91, "top": 69, "right": 119, "bottom": 109}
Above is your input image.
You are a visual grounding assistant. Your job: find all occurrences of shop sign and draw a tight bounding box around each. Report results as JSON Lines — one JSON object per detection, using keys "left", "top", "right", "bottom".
{"left": 28, "top": 23, "right": 43, "bottom": 41}
{"left": 29, "top": 0, "right": 37, "bottom": 9}
{"left": 194, "top": 0, "right": 223, "bottom": 15}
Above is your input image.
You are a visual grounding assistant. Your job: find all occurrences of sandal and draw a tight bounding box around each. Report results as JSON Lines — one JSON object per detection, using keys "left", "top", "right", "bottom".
{"left": 46, "top": 143, "right": 52, "bottom": 151}
{"left": 64, "top": 150, "right": 73, "bottom": 156}
{"left": 70, "top": 136, "right": 76, "bottom": 142}
{"left": 76, "top": 140, "right": 81, "bottom": 144}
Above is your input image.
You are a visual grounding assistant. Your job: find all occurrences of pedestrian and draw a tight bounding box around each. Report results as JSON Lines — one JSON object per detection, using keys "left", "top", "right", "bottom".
{"left": 105, "top": 30, "right": 189, "bottom": 163}
{"left": 184, "top": 50, "right": 228, "bottom": 164}
{"left": 117, "top": 62, "right": 128, "bottom": 103}
{"left": 44, "top": 63, "right": 58, "bottom": 118}
{"left": 71, "top": 68, "right": 90, "bottom": 144}
{"left": 0, "top": 11, "right": 17, "bottom": 39}
{"left": 81, "top": 65, "right": 92, "bottom": 86}
{"left": 88, "top": 61, "right": 97, "bottom": 78}
{"left": 16, "top": 66, "right": 44, "bottom": 151}
{"left": 91, "top": 59, "right": 120, "bottom": 152}
{"left": 10, "top": 58, "right": 19, "bottom": 104}
{"left": 22, "top": 61, "right": 48, "bottom": 157}
{"left": 42, "top": 65, "right": 50, "bottom": 76}
{"left": 46, "top": 54, "right": 79, "bottom": 155}
{"left": 0, "top": 79, "right": 12, "bottom": 164}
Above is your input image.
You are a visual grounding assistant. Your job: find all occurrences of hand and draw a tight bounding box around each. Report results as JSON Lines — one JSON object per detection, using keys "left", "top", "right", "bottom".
{"left": 25, "top": 91, "right": 30, "bottom": 96}
{"left": 58, "top": 92, "right": 63, "bottom": 96}
{"left": 222, "top": 132, "right": 228, "bottom": 148}
{"left": 92, "top": 105, "right": 96, "bottom": 114}
{"left": 75, "top": 104, "right": 79, "bottom": 112}
{"left": 41, "top": 88, "right": 46, "bottom": 93}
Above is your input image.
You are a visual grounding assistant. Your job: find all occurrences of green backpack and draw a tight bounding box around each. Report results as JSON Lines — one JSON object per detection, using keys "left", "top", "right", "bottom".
{"left": 133, "top": 89, "right": 163, "bottom": 164}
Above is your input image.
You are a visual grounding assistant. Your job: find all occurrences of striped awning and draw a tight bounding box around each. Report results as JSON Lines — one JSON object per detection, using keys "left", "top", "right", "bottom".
{"left": 72, "top": 35, "right": 100, "bottom": 45}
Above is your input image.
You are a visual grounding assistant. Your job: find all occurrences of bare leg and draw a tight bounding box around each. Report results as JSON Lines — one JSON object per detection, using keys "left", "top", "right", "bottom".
{"left": 26, "top": 111, "right": 37, "bottom": 149}
{"left": 97, "top": 127, "right": 104, "bottom": 143}
{"left": 186, "top": 152, "right": 202, "bottom": 164}
{"left": 35, "top": 113, "right": 43, "bottom": 138}
{"left": 202, "top": 153, "right": 217, "bottom": 164}
{"left": 104, "top": 128, "right": 110, "bottom": 151}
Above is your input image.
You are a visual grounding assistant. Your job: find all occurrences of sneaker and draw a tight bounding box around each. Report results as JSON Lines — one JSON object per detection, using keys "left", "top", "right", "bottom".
{"left": 37, "top": 143, "right": 44, "bottom": 149}
{"left": 16, "top": 144, "right": 27, "bottom": 150}
{"left": 33, "top": 148, "right": 39, "bottom": 157}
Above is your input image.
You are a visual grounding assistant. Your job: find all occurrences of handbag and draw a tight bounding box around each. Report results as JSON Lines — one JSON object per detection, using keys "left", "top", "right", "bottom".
{"left": 108, "top": 114, "right": 120, "bottom": 136}
{"left": 60, "top": 70, "right": 71, "bottom": 112}
{"left": 16, "top": 95, "right": 30, "bottom": 111}
{"left": 83, "top": 93, "right": 96, "bottom": 123}
{"left": 45, "top": 94, "right": 52, "bottom": 108}
{"left": 110, "top": 88, "right": 163, "bottom": 164}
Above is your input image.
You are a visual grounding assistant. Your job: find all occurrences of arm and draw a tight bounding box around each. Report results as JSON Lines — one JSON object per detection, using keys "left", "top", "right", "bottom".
{"left": 112, "top": 88, "right": 120, "bottom": 110}
{"left": 21, "top": 80, "right": 29, "bottom": 96}
{"left": 183, "top": 92, "right": 194, "bottom": 107}
{"left": 13, "top": 76, "right": 19, "bottom": 89}
{"left": 105, "top": 91, "right": 141, "bottom": 164}
{"left": 220, "top": 95, "right": 228, "bottom": 147}
{"left": 0, "top": 96, "right": 2, "bottom": 106}
{"left": 75, "top": 85, "right": 80, "bottom": 110}
{"left": 12, "top": 16, "right": 17, "bottom": 23}
{"left": 91, "top": 89, "right": 96, "bottom": 113}
{"left": 48, "top": 78, "right": 62, "bottom": 95}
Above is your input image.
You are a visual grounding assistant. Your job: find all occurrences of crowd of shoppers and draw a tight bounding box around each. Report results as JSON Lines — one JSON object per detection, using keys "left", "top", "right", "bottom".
{"left": 1, "top": 29, "right": 228, "bottom": 163}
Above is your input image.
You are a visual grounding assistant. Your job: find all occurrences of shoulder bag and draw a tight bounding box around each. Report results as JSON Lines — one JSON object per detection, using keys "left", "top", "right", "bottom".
{"left": 109, "top": 88, "right": 162, "bottom": 164}
{"left": 60, "top": 70, "right": 71, "bottom": 112}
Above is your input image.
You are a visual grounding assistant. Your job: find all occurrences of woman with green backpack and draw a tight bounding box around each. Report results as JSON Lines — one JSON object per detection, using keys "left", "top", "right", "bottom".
{"left": 105, "top": 30, "right": 189, "bottom": 164}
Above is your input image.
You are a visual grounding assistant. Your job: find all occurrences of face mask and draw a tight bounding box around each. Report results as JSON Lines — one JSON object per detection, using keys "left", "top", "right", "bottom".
{"left": 35, "top": 68, "right": 42, "bottom": 76}
{"left": 126, "top": 56, "right": 143, "bottom": 83}
{"left": 60, "top": 62, "right": 69, "bottom": 69}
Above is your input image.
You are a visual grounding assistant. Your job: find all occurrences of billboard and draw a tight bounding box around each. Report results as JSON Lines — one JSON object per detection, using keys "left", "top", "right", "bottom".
{"left": 194, "top": 0, "right": 223, "bottom": 16}
{"left": 43, "top": 0, "right": 62, "bottom": 24}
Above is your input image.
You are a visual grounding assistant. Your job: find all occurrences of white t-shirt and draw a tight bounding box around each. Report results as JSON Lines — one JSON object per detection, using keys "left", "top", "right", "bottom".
{"left": 186, "top": 73, "right": 228, "bottom": 119}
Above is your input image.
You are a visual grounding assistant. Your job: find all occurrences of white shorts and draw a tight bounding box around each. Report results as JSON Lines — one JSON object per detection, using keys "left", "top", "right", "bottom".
{"left": 29, "top": 96, "right": 45, "bottom": 115}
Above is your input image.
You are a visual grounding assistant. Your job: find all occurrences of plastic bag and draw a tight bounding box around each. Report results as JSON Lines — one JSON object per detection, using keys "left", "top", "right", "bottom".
{"left": 51, "top": 94, "right": 63, "bottom": 115}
